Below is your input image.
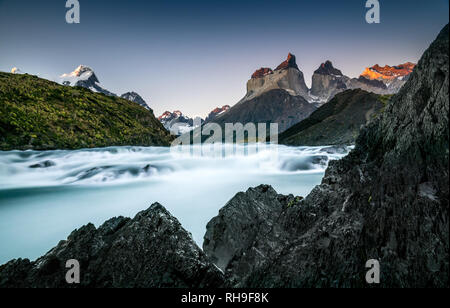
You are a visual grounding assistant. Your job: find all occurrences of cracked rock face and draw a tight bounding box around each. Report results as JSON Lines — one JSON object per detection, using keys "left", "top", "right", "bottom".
{"left": 203, "top": 24, "right": 449, "bottom": 288}
{"left": 203, "top": 185, "right": 298, "bottom": 284}
{"left": 0, "top": 204, "right": 226, "bottom": 288}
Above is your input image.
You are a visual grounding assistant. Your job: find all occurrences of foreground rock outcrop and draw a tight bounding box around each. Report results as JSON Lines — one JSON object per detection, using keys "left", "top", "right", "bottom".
{"left": 203, "top": 185, "right": 297, "bottom": 284}
{"left": 0, "top": 204, "right": 226, "bottom": 288}
{"left": 204, "top": 24, "right": 449, "bottom": 287}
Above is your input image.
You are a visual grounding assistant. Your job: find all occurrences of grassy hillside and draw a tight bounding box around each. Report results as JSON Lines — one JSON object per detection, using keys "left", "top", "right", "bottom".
{"left": 0, "top": 72, "right": 173, "bottom": 150}
{"left": 279, "top": 89, "right": 391, "bottom": 146}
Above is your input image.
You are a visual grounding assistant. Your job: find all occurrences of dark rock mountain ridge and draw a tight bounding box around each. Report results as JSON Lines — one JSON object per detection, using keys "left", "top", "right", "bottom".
{"left": 200, "top": 89, "right": 317, "bottom": 140}
{"left": 279, "top": 89, "right": 388, "bottom": 146}
{"left": 204, "top": 24, "right": 449, "bottom": 287}
{"left": 200, "top": 54, "right": 316, "bottom": 138}
{"left": 120, "top": 92, "right": 152, "bottom": 111}
{"left": 222, "top": 88, "right": 316, "bottom": 132}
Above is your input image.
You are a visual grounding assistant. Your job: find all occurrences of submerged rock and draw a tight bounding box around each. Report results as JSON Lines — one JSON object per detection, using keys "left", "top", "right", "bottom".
{"left": 0, "top": 203, "right": 226, "bottom": 288}
{"left": 29, "top": 160, "right": 56, "bottom": 168}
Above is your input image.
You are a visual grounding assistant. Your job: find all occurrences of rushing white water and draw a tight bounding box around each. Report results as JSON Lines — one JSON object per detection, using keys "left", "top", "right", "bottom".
{"left": 0, "top": 144, "right": 350, "bottom": 264}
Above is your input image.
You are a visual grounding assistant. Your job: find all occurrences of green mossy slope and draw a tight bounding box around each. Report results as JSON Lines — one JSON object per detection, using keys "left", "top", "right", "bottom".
{"left": 0, "top": 72, "right": 173, "bottom": 150}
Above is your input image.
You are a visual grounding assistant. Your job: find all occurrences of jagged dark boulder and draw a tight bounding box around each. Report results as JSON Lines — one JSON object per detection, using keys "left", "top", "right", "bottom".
{"left": 203, "top": 185, "right": 300, "bottom": 284}
{"left": 203, "top": 24, "right": 449, "bottom": 287}
{"left": 0, "top": 204, "right": 227, "bottom": 288}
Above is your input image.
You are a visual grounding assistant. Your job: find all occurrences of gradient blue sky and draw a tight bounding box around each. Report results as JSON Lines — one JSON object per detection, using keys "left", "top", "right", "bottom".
{"left": 0, "top": 0, "right": 448, "bottom": 117}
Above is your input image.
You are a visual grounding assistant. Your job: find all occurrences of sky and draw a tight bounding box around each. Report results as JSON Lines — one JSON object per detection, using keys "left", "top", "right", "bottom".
{"left": 0, "top": 0, "right": 448, "bottom": 118}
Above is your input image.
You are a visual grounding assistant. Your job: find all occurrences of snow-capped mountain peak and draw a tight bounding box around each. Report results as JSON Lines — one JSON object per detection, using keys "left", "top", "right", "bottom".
{"left": 120, "top": 92, "right": 152, "bottom": 111}
{"left": 60, "top": 65, "right": 99, "bottom": 87}
{"left": 59, "top": 65, "right": 115, "bottom": 96}
{"left": 63, "top": 65, "right": 94, "bottom": 77}
{"left": 11, "top": 67, "right": 24, "bottom": 74}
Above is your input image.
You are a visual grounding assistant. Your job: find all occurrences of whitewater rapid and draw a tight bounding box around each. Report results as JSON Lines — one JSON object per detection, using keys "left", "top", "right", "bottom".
{"left": 0, "top": 144, "right": 350, "bottom": 264}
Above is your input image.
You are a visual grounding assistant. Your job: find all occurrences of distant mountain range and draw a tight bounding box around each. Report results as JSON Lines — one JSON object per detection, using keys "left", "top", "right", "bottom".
{"left": 279, "top": 89, "right": 390, "bottom": 146}
{"left": 310, "top": 61, "right": 415, "bottom": 103}
{"left": 10, "top": 56, "right": 415, "bottom": 141}
{"left": 60, "top": 65, "right": 152, "bottom": 111}
{"left": 186, "top": 53, "right": 416, "bottom": 140}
